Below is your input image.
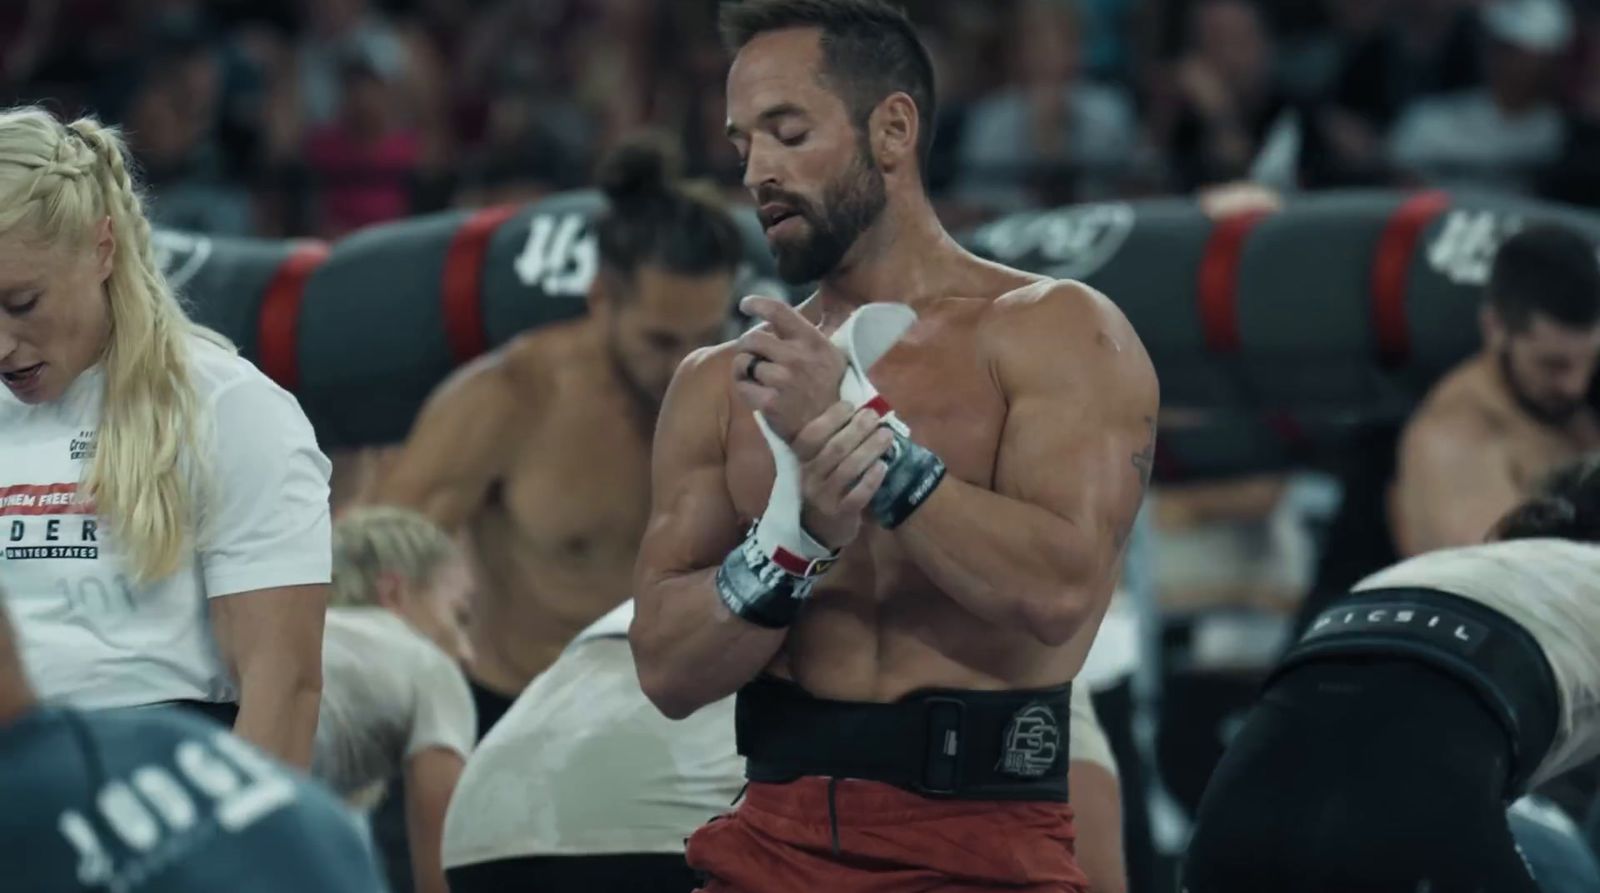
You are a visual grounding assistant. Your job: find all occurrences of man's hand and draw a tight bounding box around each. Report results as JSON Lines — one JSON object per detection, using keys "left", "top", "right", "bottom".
{"left": 791, "top": 402, "right": 892, "bottom": 548}
{"left": 732, "top": 296, "right": 846, "bottom": 441}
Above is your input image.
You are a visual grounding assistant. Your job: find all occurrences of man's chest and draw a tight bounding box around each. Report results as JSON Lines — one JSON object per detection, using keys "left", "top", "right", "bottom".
{"left": 1506, "top": 419, "right": 1600, "bottom": 491}
{"left": 496, "top": 404, "right": 654, "bottom": 559}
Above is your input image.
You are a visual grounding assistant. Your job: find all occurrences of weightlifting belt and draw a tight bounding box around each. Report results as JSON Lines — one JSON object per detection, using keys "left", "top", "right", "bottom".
{"left": 1271, "top": 586, "right": 1559, "bottom": 796}
{"left": 736, "top": 674, "right": 1072, "bottom": 801}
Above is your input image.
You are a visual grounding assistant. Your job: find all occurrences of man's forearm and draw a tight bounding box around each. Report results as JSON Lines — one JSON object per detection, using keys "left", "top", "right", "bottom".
{"left": 233, "top": 669, "right": 321, "bottom": 769}
{"left": 632, "top": 568, "right": 788, "bottom": 720}
{"left": 894, "top": 479, "right": 1103, "bottom": 645}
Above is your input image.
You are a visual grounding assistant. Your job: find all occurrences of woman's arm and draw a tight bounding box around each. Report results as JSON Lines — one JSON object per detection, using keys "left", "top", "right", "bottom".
{"left": 404, "top": 748, "right": 466, "bottom": 893}
{"left": 199, "top": 374, "right": 335, "bottom": 768}
{"left": 210, "top": 584, "right": 327, "bottom": 768}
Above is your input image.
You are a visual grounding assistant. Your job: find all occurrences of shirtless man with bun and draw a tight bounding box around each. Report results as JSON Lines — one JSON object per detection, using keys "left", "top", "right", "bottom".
{"left": 630, "top": 2, "right": 1157, "bottom": 890}
{"left": 377, "top": 138, "right": 747, "bottom": 737}
{"left": 1393, "top": 222, "right": 1600, "bottom": 556}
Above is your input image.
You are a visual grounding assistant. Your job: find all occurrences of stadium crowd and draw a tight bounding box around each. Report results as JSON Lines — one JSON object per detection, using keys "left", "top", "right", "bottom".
{"left": 5, "top": 0, "right": 1600, "bottom": 235}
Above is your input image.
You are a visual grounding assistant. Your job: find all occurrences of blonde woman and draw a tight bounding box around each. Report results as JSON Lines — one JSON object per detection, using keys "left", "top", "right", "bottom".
{"left": 0, "top": 107, "right": 329, "bottom": 767}
{"left": 317, "top": 506, "right": 477, "bottom": 893}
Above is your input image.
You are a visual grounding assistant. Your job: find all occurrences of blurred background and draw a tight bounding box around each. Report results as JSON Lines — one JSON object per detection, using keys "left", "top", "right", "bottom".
{"left": 10, "top": 0, "right": 1600, "bottom": 890}
{"left": 10, "top": 0, "right": 1600, "bottom": 239}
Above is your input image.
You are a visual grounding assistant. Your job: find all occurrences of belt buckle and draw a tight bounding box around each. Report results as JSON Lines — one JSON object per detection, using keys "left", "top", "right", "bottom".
{"left": 919, "top": 696, "right": 965, "bottom": 796}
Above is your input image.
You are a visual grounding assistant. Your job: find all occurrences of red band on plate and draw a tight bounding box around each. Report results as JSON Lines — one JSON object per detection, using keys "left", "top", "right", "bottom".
{"left": 257, "top": 242, "right": 330, "bottom": 391}
{"left": 1371, "top": 190, "right": 1451, "bottom": 368}
{"left": 442, "top": 204, "right": 521, "bottom": 365}
{"left": 1197, "top": 209, "right": 1272, "bottom": 354}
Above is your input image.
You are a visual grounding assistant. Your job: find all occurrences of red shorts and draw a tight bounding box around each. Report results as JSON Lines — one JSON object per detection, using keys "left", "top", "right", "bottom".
{"left": 687, "top": 777, "right": 1090, "bottom": 893}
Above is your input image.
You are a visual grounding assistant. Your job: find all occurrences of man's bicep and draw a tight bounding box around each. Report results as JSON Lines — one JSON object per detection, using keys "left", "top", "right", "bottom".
{"left": 989, "top": 283, "right": 1159, "bottom": 541}
{"left": 999, "top": 389, "right": 1155, "bottom": 541}
{"left": 636, "top": 351, "right": 742, "bottom": 589}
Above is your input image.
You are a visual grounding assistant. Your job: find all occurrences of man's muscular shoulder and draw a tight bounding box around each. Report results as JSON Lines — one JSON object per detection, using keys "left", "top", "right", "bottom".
{"left": 979, "top": 278, "right": 1157, "bottom": 404}
{"left": 1403, "top": 360, "right": 1509, "bottom": 451}
{"left": 1400, "top": 390, "right": 1505, "bottom": 472}
{"left": 658, "top": 340, "right": 739, "bottom": 447}
{"left": 422, "top": 330, "right": 561, "bottom": 435}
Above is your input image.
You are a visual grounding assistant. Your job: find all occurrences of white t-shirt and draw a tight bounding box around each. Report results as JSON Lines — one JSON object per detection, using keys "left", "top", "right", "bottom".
{"left": 1354, "top": 538, "right": 1600, "bottom": 788}
{"left": 0, "top": 336, "right": 332, "bottom": 708}
{"left": 442, "top": 602, "right": 1121, "bottom": 868}
{"left": 442, "top": 601, "right": 743, "bottom": 866}
{"left": 313, "top": 608, "right": 477, "bottom": 805}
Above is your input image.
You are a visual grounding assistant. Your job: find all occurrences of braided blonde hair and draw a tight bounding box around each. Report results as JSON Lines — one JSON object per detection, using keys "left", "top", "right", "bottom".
{"left": 0, "top": 106, "right": 233, "bottom": 583}
{"left": 331, "top": 507, "right": 459, "bottom": 608}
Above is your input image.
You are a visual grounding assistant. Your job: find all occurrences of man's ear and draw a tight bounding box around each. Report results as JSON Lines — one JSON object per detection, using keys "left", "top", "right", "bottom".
{"left": 869, "top": 92, "right": 921, "bottom": 177}
{"left": 1481, "top": 303, "right": 1507, "bottom": 351}
{"left": 589, "top": 268, "right": 623, "bottom": 317}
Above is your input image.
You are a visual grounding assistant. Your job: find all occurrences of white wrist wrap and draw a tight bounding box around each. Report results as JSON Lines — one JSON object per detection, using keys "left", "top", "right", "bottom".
{"left": 746, "top": 303, "right": 920, "bottom": 572}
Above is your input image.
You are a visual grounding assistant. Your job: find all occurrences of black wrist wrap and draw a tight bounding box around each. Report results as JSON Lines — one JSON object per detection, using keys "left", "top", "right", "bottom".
{"left": 869, "top": 428, "right": 946, "bottom": 529}
{"left": 715, "top": 530, "right": 833, "bottom": 628}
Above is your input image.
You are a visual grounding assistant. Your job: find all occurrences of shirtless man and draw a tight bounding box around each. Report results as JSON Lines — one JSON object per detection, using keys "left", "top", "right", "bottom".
{"left": 376, "top": 140, "right": 747, "bottom": 736}
{"left": 630, "top": 2, "right": 1158, "bottom": 890}
{"left": 1392, "top": 222, "right": 1600, "bottom": 556}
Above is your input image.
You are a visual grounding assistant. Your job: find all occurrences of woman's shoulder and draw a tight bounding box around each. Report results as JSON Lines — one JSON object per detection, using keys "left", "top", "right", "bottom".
{"left": 184, "top": 334, "right": 301, "bottom": 415}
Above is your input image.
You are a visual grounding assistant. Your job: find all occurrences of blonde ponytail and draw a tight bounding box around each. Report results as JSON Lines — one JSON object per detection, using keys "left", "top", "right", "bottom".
{"left": 0, "top": 107, "right": 233, "bottom": 583}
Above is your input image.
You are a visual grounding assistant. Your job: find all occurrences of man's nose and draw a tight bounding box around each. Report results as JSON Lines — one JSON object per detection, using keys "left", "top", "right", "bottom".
{"left": 0, "top": 325, "right": 18, "bottom": 365}
{"left": 743, "top": 145, "right": 779, "bottom": 193}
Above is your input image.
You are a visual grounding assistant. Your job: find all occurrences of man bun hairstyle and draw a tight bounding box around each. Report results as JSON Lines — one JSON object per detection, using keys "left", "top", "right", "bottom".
{"left": 597, "top": 133, "right": 681, "bottom": 207}
{"left": 719, "top": 0, "right": 938, "bottom": 175}
{"left": 593, "top": 132, "right": 745, "bottom": 286}
{"left": 1487, "top": 222, "right": 1600, "bottom": 332}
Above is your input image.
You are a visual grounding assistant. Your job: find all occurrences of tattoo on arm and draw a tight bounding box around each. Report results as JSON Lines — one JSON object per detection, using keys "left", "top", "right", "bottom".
{"left": 1116, "top": 416, "right": 1159, "bottom": 549}
{"left": 1131, "top": 416, "right": 1157, "bottom": 493}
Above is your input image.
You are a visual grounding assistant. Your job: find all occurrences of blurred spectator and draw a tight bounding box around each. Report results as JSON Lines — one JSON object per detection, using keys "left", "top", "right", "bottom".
{"left": 917, "top": 2, "right": 1001, "bottom": 196}
{"left": 1327, "top": 0, "right": 1483, "bottom": 134}
{"left": 304, "top": 50, "right": 423, "bottom": 238}
{"left": 1080, "top": 0, "right": 1140, "bottom": 83}
{"left": 1537, "top": 3, "right": 1600, "bottom": 206}
{"left": 125, "top": 36, "right": 253, "bottom": 235}
{"left": 448, "top": 52, "right": 592, "bottom": 209}
{"left": 1164, "top": 0, "right": 1290, "bottom": 191}
{"left": 295, "top": 0, "right": 409, "bottom": 127}
{"left": 1389, "top": 0, "right": 1573, "bottom": 195}
{"left": 954, "top": 0, "right": 1140, "bottom": 211}
{"left": 1, "top": 0, "right": 137, "bottom": 111}
{"left": 0, "top": 0, "right": 53, "bottom": 92}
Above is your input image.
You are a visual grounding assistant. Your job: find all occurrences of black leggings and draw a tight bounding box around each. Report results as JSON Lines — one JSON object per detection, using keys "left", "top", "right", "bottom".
{"left": 446, "top": 853, "right": 699, "bottom": 893}
{"left": 1182, "top": 656, "right": 1539, "bottom": 893}
{"left": 467, "top": 677, "right": 516, "bottom": 742}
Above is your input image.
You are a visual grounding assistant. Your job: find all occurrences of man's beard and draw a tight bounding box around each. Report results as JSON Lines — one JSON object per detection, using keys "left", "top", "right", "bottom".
{"left": 763, "top": 146, "right": 887, "bottom": 285}
{"left": 1499, "top": 348, "right": 1585, "bottom": 428}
